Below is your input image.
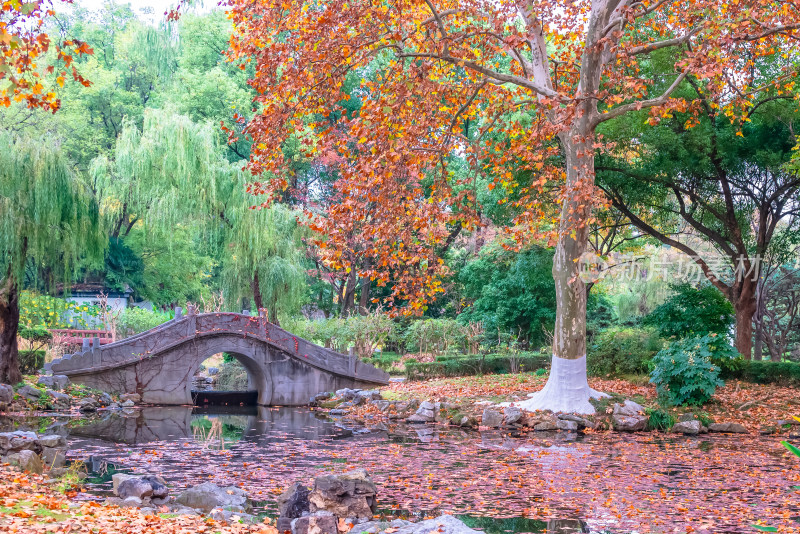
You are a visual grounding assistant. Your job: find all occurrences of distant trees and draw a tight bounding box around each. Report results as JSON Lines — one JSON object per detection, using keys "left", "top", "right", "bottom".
{"left": 599, "top": 96, "right": 800, "bottom": 358}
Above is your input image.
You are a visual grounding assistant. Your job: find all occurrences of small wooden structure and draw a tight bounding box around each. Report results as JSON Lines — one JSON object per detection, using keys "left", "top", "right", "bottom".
{"left": 50, "top": 329, "right": 115, "bottom": 347}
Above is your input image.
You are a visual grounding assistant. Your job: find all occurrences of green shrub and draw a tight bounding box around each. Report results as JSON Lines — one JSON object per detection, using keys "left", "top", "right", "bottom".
{"left": 18, "top": 350, "right": 46, "bottom": 375}
{"left": 405, "top": 352, "right": 548, "bottom": 380}
{"left": 405, "top": 318, "right": 466, "bottom": 356}
{"left": 116, "top": 307, "right": 171, "bottom": 339}
{"left": 646, "top": 408, "right": 675, "bottom": 431}
{"left": 643, "top": 283, "right": 734, "bottom": 340}
{"left": 587, "top": 326, "right": 664, "bottom": 376}
{"left": 649, "top": 334, "right": 734, "bottom": 406}
{"left": 722, "top": 359, "right": 800, "bottom": 384}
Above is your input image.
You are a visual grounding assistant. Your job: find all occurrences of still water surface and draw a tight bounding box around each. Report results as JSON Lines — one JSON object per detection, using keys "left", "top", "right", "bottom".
{"left": 4, "top": 406, "right": 798, "bottom": 534}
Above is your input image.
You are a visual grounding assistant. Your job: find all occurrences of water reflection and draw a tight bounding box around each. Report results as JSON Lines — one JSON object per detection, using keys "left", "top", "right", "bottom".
{"left": 68, "top": 406, "right": 362, "bottom": 446}
{"left": 2, "top": 407, "right": 794, "bottom": 534}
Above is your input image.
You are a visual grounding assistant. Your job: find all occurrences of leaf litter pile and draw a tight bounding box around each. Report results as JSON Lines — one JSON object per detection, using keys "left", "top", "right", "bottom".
{"left": 61, "top": 406, "right": 800, "bottom": 533}
{"left": 0, "top": 466, "right": 279, "bottom": 533}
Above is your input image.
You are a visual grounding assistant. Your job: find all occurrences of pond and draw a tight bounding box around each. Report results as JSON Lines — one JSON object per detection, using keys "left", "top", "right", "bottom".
{"left": 2, "top": 407, "right": 798, "bottom": 534}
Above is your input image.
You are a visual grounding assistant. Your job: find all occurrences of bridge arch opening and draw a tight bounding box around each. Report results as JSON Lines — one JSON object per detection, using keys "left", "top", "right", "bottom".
{"left": 191, "top": 351, "right": 269, "bottom": 407}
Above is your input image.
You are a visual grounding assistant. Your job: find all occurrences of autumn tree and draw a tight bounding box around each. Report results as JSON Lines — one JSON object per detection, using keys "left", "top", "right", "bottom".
{"left": 229, "top": 0, "right": 800, "bottom": 412}
{"left": 1, "top": 0, "right": 91, "bottom": 110}
{"left": 0, "top": 133, "right": 104, "bottom": 384}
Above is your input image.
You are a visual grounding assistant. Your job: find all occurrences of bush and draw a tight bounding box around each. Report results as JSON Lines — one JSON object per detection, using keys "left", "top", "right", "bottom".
{"left": 587, "top": 327, "right": 664, "bottom": 376}
{"left": 722, "top": 359, "right": 800, "bottom": 384}
{"left": 216, "top": 358, "right": 249, "bottom": 390}
{"left": 643, "top": 283, "right": 734, "bottom": 339}
{"left": 116, "top": 307, "right": 171, "bottom": 339}
{"left": 646, "top": 408, "right": 675, "bottom": 431}
{"left": 405, "top": 319, "right": 466, "bottom": 356}
{"left": 649, "top": 334, "right": 734, "bottom": 406}
{"left": 405, "top": 352, "right": 548, "bottom": 380}
{"left": 18, "top": 350, "right": 45, "bottom": 375}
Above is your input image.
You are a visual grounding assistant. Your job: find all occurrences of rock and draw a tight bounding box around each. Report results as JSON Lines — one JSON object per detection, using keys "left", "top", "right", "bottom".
{"left": 558, "top": 414, "right": 595, "bottom": 430}
{"left": 37, "top": 375, "right": 70, "bottom": 391}
{"left": 291, "top": 512, "right": 339, "bottom": 534}
{"left": 371, "top": 400, "right": 392, "bottom": 412}
{"left": 175, "top": 482, "right": 251, "bottom": 513}
{"left": 708, "top": 422, "right": 748, "bottom": 434}
{"left": 349, "top": 519, "right": 413, "bottom": 534}
{"left": 79, "top": 397, "right": 100, "bottom": 413}
{"left": 7, "top": 450, "right": 43, "bottom": 474}
{"left": 336, "top": 388, "right": 361, "bottom": 401}
{"left": 120, "top": 393, "right": 141, "bottom": 403}
{"left": 143, "top": 475, "right": 169, "bottom": 499}
{"left": 329, "top": 409, "right": 345, "bottom": 416}
{"left": 417, "top": 400, "right": 436, "bottom": 419}
{"left": 119, "top": 496, "right": 143, "bottom": 508}
{"left": 0, "top": 431, "right": 39, "bottom": 453}
{"left": 118, "top": 478, "right": 154, "bottom": 500}
{"left": 351, "top": 515, "right": 480, "bottom": 534}
{"left": 309, "top": 469, "right": 377, "bottom": 520}
{"left": 457, "top": 415, "right": 477, "bottom": 429}
{"left": 679, "top": 413, "right": 697, "bottom": 423}
{"left": 41, "top": 447, "right": 66, "bottom": 469}
{"left": 503, "top": 406, "right": 523, "bottom": 425}
{"left": 17, "top": 385, "right": 42, "bottom": 402}
{"left": 37, "top": 434, "right": 66, "bottom": 448}
{"left": 98, "top": 392, "right": 113, "bottom": 406}
{"left": 533, "top": 422, "right": 559, "bottom": 431}
{"left": 612, "top": 400, "right": 646, "bottom": 417}
{"left": 207, "top": 367, "right": 219, "bottom": 376}
{"left": 46, "top": 390, "right": 71, "bottom": 409}
{"left": 112, "top": 473, "right": 137, "bottom": 494}
{"left": 359, "top": 390, "right": 382, "bottom": 401}
{"left": 211, "top": 507, "right": 257, "bottom": 524}
{"left": 672, "top": 420, "right": 702, "bottom": 435}
{"left": 0, "top": 384, "right": 13, "bottom": 403}
{"left": 278, "top": 482, "right": 310, "bottom": 519}
{"left": 612, "top": 414, "right": 648, "bottom": 432}
{"left": 120, "top": 400, "right": 136, "bottom": 408}
{"left": 481, "top": 407, "right": 503, "bottom": 428}
{"left": 556, "top": 420, "right": 578, "bottom": 432}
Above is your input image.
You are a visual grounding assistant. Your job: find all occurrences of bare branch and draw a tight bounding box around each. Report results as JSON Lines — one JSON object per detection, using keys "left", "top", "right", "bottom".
{"left": 594, "top": 69, "right": 688, "bottom": 125}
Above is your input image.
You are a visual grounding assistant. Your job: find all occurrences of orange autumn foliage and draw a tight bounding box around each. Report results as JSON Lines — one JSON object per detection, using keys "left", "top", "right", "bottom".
{"left": 227, "top": 0, "right": 800, "bottom": 320}
{"left": 0, "top": 0, "right": 91, "bottom": 111}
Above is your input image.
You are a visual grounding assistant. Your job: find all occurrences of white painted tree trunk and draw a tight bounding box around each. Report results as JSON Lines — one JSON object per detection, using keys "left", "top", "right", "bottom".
{"left": 511, "top": 355, "right": 607, "bottom": 414}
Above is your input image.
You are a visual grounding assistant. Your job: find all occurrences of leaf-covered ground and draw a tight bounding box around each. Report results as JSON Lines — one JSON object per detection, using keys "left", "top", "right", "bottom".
{"left": 0, "top": 466, "right": 278, "bottom": 533}
{"left": 376, "top": 374, "right": 799, "bottom": 429}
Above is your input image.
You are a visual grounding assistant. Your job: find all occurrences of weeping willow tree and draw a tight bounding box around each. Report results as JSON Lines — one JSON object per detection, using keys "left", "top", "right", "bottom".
{"left": 93, "top": 109, "right": 308, "bottom": 317}
{"left": 0, "top": 134, "right": 104, "bottom": 383}
{"left": 222, "top": 202, "right": 308, "bottom": 324}
{"left": 91, "top": 109, "right": 228, "bottom": 242}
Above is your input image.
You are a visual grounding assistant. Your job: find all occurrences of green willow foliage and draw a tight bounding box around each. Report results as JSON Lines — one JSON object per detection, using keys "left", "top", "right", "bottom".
{"left": 0, "top": 133, "right": 104, "bottom": 287}
{"left": 222, "top": 203, "right": 308, "bottom": 320}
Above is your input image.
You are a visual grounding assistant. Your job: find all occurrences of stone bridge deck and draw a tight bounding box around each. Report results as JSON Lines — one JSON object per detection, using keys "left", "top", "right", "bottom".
{"left": 46, "top": 311, "right": 389, "bottom": 406}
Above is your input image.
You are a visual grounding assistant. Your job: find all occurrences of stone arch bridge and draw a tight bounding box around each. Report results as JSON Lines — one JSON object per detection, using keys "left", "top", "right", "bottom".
{"left": 46, "top": 310, "right": 389, "bottom": 405}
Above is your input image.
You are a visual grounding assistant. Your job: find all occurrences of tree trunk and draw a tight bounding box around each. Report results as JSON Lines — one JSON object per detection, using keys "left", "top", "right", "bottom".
{"left": 252, "top": 271, "right": 264, "bottom": 312}
{"left": 753, "top": 276, "right": 765, "bottom": 360}
{"left": 513, "top": 129, "right": 607, "bottom": 414}
{"left": 358, "top": 276, "right": 371, "bottom": 315}
{"left": 734, "top": 278, "right": 756, "bottom": 360}
{"left": 0, "top": 274, "right": 22, "bottom": 385}
{"left": 340, "top": 269, "right": 357, "bottom": 316}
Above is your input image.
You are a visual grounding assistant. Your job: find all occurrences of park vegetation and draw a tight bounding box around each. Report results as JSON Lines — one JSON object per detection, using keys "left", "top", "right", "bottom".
{"left": 0, "top": 1, "right": 799, "bottom": 412}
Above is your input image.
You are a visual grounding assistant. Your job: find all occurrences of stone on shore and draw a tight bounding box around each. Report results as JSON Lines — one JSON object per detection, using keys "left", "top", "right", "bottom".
{"left": 175, "top": 482, "right": 250, "bottom": 513}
